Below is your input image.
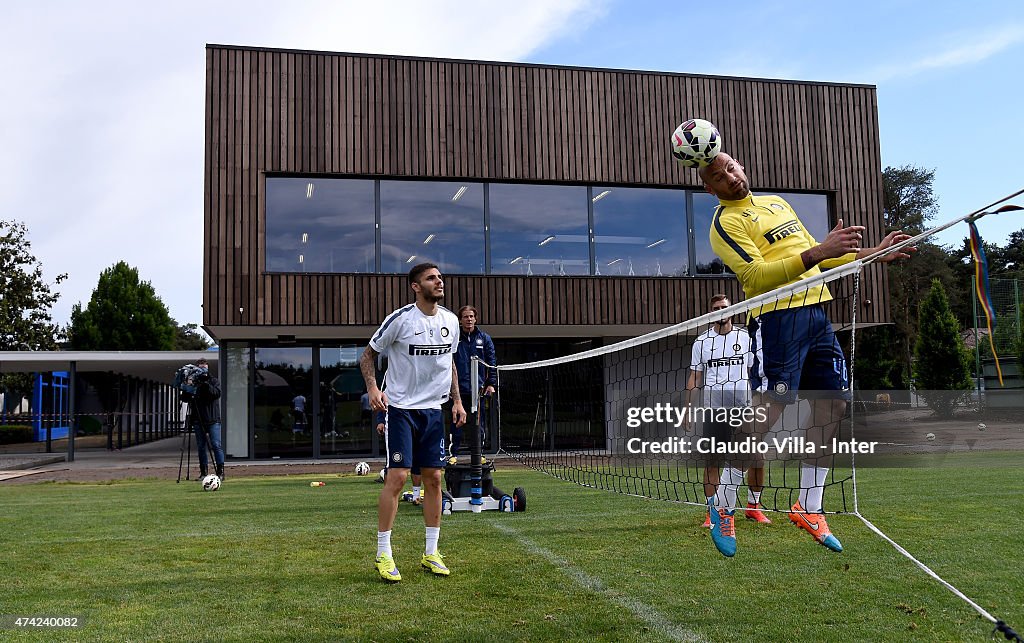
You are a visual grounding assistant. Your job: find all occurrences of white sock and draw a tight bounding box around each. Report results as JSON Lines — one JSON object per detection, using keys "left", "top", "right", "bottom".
{"left": 798, "top": 464, "right": 829, "bottom": 513}
{"left": 376, "top": 530, "right": 392, "bottom": 558}
{"left": 412, "top": 485, "right": 420, "bottom": 499}
{"left": 713, "top": 467, "right": 741, "bottom": 510}
{"left": 425, "top": 526, "right": 440, "bottom": 556}
{"left": 748, "top": 489, "right": 761, "bottom": 505}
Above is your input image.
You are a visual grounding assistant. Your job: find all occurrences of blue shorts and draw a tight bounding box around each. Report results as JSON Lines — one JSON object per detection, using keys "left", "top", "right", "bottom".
{"left": 384, "top": 407, "right": 447, "bottom": 471}
{"left": 748, "top": 305, "right": 850, "bottom": 403}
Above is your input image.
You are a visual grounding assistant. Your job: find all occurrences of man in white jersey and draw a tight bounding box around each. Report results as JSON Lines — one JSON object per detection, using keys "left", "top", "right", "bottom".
{"left": 687, "top": 294, "right": 767, "bottom": 558}
{"left": 360, "top": 263, "right": 467, "bottom": 582}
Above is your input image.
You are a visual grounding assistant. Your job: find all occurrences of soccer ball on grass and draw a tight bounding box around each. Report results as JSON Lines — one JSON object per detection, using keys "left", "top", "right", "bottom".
{"left": 355, "top": 461, "right": 370, "bottom": 476}
{"left": 202, "top": 474, "right": 221, "bottom": 491}
{"left": 670, "top": 118, "right": 722, "bottom": 168}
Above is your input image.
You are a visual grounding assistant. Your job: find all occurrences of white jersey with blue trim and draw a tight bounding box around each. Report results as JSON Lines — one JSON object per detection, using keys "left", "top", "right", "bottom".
{"left": 369, "top": 304, "right": 459, "bottom": 410}
{"left": 690, "top": 326, "right": 753, "bottom": 407}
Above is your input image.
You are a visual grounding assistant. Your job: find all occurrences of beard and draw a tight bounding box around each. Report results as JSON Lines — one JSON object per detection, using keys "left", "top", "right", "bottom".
{"left": 714, "top": 317, "right": 732, "bottom": 327}
{"left": 423, "top": 290, "right": 444, "bottom": 303}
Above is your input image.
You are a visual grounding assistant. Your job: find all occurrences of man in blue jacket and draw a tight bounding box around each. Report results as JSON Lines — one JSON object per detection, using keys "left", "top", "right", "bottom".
{"left": 450, "top": 305, "right": 496, "bottom": 462}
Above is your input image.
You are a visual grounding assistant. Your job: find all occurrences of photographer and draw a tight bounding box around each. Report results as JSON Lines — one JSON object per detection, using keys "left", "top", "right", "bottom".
{"left": 190, "top": 358, "right": 225, "bottom": 480}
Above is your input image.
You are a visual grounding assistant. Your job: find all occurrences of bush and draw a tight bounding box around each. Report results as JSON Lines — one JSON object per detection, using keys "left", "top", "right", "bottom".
{"left": 0, "top": 425, "right": 34, "bottom": 444}
{"left": 79, "top": 415, "right": 103, "bottom": 436}
{"left": 914, "top": 279, "right": 972, "bottom": 417}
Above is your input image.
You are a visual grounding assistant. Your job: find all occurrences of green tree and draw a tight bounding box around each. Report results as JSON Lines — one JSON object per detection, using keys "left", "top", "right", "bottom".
{"left": 882, "top": 165, "right": 938, "bottom": 234}
{"left": 996, "top": 229, "right": 1024, "bottom": 280}
{"left": 174, "top": 323, "right": 212, "bottom": 351}
{"left": 69, "top": 261, "right": 176, "bottom": 350}
{"left": 880, "top": 164, "right": 970, "bottom": 387}
{"left": 854, "top": 325, "right": 905, "bottom": 390}
{"left": 914, "top": 279, "right": 972, "bottom": 417}
{"left": 0, "top": 220, "right": 67, "bottom": 405}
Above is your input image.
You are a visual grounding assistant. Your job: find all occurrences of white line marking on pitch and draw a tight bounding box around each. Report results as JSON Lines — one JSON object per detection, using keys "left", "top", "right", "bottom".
{"left": 492, "top": 523, "right": 707, "bottom": 643}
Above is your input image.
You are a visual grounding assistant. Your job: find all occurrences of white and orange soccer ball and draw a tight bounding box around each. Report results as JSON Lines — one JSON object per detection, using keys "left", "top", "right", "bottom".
{"left": 670, "top": 118, "right": 722, "bottom": 168}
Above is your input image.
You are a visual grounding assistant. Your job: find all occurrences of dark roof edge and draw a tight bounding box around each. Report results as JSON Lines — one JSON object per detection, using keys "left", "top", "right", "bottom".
{"left": 205, "top": 43, "right": 877, "bottom": 90}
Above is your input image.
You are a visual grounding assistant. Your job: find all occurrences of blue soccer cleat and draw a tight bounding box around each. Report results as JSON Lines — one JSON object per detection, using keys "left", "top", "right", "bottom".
{"left": 708, "top": 500, "right": 737, "bottom": 557}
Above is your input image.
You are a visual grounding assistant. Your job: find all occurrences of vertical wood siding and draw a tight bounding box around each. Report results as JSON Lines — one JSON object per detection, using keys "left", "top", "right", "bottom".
{"left": 205, "top": 46, "right": 889, "bottom": 331}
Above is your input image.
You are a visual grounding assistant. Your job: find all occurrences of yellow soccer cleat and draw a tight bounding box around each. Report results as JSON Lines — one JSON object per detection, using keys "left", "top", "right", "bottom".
{"left": 375, "top": 553, "right": 402, "bottom": 582}
{"left": 421, "top": 552, "right": 450, "bottom": 576}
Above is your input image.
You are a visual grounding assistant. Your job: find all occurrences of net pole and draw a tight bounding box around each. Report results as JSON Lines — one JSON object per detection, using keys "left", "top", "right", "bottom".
{"left": 849, "top": 271, "right": 861, "bottom": 516}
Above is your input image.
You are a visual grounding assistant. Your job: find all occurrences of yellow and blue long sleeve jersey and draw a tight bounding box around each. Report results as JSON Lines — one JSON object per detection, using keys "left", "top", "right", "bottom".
{"left": 709, "top": 193, "right": 856, "bottom": 315}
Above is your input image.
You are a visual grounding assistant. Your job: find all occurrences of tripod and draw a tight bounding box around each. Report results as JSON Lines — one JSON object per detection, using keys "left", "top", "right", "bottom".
{"left": 176, "top": 399, "right": 218, "bottom": 483}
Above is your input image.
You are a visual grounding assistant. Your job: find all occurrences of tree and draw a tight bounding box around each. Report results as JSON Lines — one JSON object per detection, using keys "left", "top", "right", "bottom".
{"left": 854, "top": 325, "right": 905, "bottom": 391}
{"left": 69, "top": 261, "right": 176, "bottom": 350}
{"left": 0, "top": 220, "right": 66, "bottom": 351}
{"left": 882, "top": 165, "right": 938, "bottom": 234}
{"left": 174, "top": 323, "right": 212, "bottom": 351}
{"left": 996, "top": 228, "right": 1024, "bottom": 280}
{"left": 0, "top": 220, "right": 67, "bottom": 405}
{"left": 914, "top": 279, "right": 972, "bottom": 417}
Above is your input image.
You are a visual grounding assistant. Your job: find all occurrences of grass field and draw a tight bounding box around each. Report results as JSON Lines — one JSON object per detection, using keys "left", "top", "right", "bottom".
{"left": 1, "top": 452, "right": 1022, "bottom": 642}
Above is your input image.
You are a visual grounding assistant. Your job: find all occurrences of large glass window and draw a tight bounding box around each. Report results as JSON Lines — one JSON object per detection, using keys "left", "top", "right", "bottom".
{"left": 266, "top": 177, "right": 375, "bottom": 273}
{"left": 592, "top": 187, "right": 687, "bottom": 277}
{"left": 489, "top": 184, "right": 590, "bottom": 276}
{"left": 692, "top": 192, "right": 730, "bottom": 275}
{"left": 253, "top": 346, "right": 313, "bottom": 458}
{"left": 380, "top": 181, "right": 484, "bottom": 274}
{"left": 223, "top": 343, "right": 250, "bottom": 458}
{"left": 318, "top": 345, "right": 374, "bottom": 456}
{"left": 265, "top": 175, "right": 830, "bottom": 278}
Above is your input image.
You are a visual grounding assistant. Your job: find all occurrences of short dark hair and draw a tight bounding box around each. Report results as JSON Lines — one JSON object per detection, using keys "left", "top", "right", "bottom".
{"left": 457, "top": 305, "right": 479, "bottom": 320}
{"left": 408, "top": 262, "right": 439, "bottom": 284}
{"left": 196, "top": 357, "right": 209, "bottom": 366}
{"left": 709, "top": 294, "right": 730, "bottom": 308}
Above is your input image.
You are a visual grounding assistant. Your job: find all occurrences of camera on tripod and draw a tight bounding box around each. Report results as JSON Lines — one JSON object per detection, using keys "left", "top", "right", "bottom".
{"left": 173, "top": 363, "right": 208, "bottom": 402}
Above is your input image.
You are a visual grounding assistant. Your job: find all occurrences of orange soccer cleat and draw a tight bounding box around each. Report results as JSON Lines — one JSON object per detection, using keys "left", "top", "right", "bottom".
{"left": 744, "top": 502, "right": 772, "bottom": 524}
{"left": 788, "top": 501, "right": 842, "bottom": 552}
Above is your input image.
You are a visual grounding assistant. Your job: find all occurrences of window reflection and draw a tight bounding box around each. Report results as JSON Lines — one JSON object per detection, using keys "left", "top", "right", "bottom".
{"left": 319, "top": 345, "right": 374, "bottom": 455}
{"left": 266, "top": 178, "right": 375, "bottom": 273}
{"left": 265, "top": 176, "right": 830, "bottom": 279}
{"left": 253, "top": 346, "right": 313, "bottom": 458}
{"left": 381, "top": 181, "right": 484, "bottom": 274}
{"left": 593, "top": 187, "right": 687, "bottom": 277}
{"left": 692, "top": 192, "right": 730, "bottom": 275}
{"left": 224, "top": 342, "right": 250, "bottom": 458}
{"left": 489, "top": 184, "right": 589, "bottom": 275}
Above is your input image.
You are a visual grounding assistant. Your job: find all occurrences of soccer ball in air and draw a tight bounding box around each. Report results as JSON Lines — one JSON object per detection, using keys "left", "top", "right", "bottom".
{"left": 670, "top": 118, "right": 722, "bottom": 168}
{"left": 355, "top": 461, "right": 370, "bottom": 476}
{"left": 202, "top": 474, "right": 222, "bottom": 491}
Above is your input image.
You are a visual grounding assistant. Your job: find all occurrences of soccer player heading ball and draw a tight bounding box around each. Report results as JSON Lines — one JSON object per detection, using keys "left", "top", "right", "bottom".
{"left": 699, "top": 152, "right": 915, "bottom": 557}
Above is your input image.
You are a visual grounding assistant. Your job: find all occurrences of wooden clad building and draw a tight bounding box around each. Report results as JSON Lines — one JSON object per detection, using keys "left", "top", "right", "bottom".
{"left": 203, "top": 44, "right": 889, "bottom": 459}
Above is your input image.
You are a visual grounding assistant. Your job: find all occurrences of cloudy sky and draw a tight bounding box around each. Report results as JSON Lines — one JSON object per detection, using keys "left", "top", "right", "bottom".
{"left": 4, "top": 0, "right": 1022, "bottom": 330}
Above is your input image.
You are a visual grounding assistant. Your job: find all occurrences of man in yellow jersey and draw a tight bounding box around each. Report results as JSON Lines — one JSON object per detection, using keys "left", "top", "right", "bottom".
{"left": 700, "top": 152, "right": 913, "bottom": 556}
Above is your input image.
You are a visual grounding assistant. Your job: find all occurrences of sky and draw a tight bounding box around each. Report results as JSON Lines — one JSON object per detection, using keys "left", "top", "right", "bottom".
{"left": 3, "top": 0, "right": 1022, "bottom": 330}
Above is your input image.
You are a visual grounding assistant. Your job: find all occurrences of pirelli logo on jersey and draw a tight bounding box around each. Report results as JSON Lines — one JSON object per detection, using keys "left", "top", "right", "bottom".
{"left": 409, "top": 344, "right": 453, "bottom": 356}
{"left": 763, "top": 220, "right": 802, "bottom": 243}
{"left": 707, "top": 356, "right": 745, "bottom": 369}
